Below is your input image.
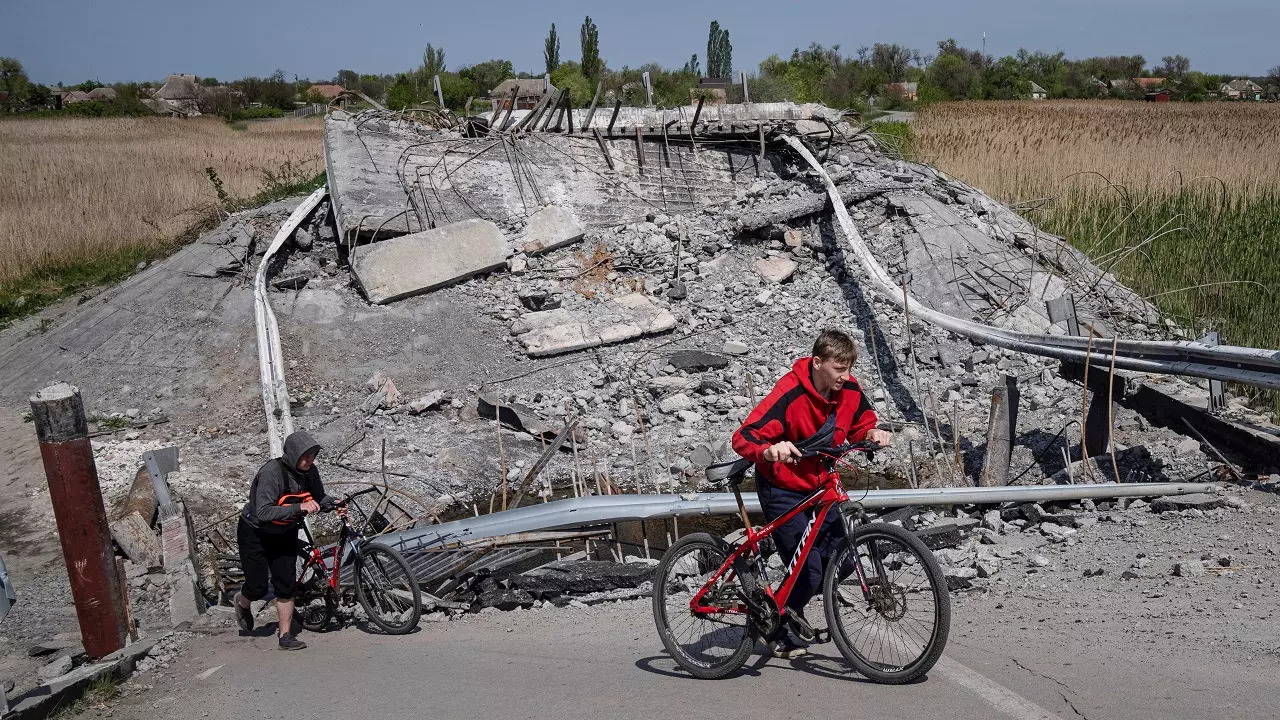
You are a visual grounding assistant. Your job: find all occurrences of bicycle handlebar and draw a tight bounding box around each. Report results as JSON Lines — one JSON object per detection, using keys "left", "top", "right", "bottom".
{"left": 801, "top": 440, "right": 883, "bottom": 459}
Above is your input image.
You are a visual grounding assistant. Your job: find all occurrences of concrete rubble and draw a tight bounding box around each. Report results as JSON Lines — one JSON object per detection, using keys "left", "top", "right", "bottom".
{"left": 3, "top": 98, "right": 1280, "bottom": 704}
{"left": 351, "top": 218, "right": 511, "bottom": 304}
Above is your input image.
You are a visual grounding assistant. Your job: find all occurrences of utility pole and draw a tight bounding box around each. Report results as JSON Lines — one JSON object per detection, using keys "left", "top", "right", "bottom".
{"left": 30, "top": 383, "right": 128, "bottom": 658}
{"left": 982, "top": 32, "right": 987, "bottom": 64}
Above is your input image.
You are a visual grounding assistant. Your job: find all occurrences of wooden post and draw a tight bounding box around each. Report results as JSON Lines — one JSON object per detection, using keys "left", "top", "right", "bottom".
{"left": 741, "top": 71, "right": 751, "bottom": 103}
{"left": 979, "top": 375, "right": 1020, "bottom": 487}
{"left": 582, "top": 81, "right": 603, "bottom": 131}
{"left": 607, "top": 99, "right": 622, "bottom": 135}
{"left": 433, "top": 75, "right": 444, "bottom": 109}
{"left": 30, "top": 383, "right": 128, "bottom": 658}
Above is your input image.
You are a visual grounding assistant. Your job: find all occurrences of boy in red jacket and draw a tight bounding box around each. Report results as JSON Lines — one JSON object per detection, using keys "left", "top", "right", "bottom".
{"left": 732, "top": 328, "right": 893, "bottom": 658}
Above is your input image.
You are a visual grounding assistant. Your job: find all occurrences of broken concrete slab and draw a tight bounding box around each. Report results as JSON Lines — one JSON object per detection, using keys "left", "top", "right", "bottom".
{"left": 109, "top": 511, "right": 160, "bottom": 567}
{"left": 351, "top": 219, "right": 511, "bottom": 305}
{"left": 754, "top": 256, "right": 798, "bottom": 283}
{"left": 668, "top": 349, "right": 730, "bottom": 371}
{"left": 518, "top": 205, "right": 585, "bottom": 255}
{"left": 511, "top": 293, "right": 677, "bottom": 357}
{"left": 1151, "top": 493, "right": 1226, "bottom": 513}
{"left": 408, "top": 390, "right": 448, "bottom": 414}
{"left": 6, "top": 635, "right": 162, "bottom": 720}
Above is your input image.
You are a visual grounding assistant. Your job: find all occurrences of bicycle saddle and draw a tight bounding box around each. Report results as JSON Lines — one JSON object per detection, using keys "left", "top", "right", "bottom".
{"left": 705, "top": 457, "right": 752, "bottom": 484}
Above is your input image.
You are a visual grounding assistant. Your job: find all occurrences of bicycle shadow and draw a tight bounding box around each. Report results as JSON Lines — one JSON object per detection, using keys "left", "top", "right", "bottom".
{"left": 637, "top": 644, "right": 925, "bottom": 685}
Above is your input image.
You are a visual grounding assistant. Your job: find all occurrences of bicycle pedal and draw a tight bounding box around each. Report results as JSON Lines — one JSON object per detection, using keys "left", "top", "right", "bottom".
{"left": 813, "top": 628, "right": 832, "bottom": 644}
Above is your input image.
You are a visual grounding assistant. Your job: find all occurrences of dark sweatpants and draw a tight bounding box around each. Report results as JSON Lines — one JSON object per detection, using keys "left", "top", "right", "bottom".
{"left": 237, "top": 518, "right": 300, "bottom": 601}
{"left": 757, "top": 479, "right": 844, "bottom": 612}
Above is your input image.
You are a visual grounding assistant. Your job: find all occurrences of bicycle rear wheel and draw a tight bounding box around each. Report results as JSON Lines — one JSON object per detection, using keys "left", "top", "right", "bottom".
{"left": 652, "top": 533, "right": 754, "bottom": 679}
{"left": 822, "top": 522, "right": 950, "bottom": 684}
{"left": 354, "top": 543, "right": 422, "bottom": 635}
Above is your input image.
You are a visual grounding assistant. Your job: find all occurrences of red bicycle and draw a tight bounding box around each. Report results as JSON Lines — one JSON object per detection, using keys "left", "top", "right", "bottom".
{"left": 293, "top": 487, "right": 422, "bottom": 635}
{"left": 652, "top": 434, "right": 950, "bottom": 683}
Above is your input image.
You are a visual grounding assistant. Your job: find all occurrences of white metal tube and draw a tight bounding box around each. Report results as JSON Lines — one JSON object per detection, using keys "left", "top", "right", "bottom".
{"left": 381, "top": 481, "right": 1216, "bottom": 552}
{"left": 254, "top": 187, "right": 327, "bottom": 457}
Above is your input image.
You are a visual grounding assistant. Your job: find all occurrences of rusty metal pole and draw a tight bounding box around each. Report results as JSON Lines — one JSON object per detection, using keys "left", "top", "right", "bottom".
{"left": 30, "top": 383, "right": 128, "bottom": 658}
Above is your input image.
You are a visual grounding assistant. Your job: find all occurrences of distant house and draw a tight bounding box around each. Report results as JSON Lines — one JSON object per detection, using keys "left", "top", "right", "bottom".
{"left": 489, "top": 78, "right": 548, "bottom": 110}
{"left": 885, "top": 82, "right": 918, "bottom": 102}
{"left": 1029, "top": 82, "right": 1047, "bottom": 100}
{"left": 86, "top": 87, "right": 117, "bottom": 101}
{"left": 308, "top": 84, "right": 346, "bottom": 101}
{"left": 1145, "top": 89, "right": 1171, "bottom": 103}
{"left": 153, "top": 74, "right": 203, "bottom": 116}
{"left": 1219, "top": 78, "right": 1264, "bottom": 101}
{"left": 62, "top": 91, "right": 92, "bottom": 105}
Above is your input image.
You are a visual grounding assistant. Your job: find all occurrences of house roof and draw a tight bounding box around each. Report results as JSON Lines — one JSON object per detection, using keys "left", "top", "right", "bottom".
{"left": 63, "top": 91, "right": 92, "bottom": 102}
{"left": 490, "top": 78, "right": 546, "bottom": 98}
{"left": 86, "top": 87, "right": 117, "bottom": 100}
{"left": 1030, "top": 82, "right": 1046, "bottom": 94}
{"left": 308, "top": 84, "right": 346, "bottom": 100}
{"left": 1224, "top": 78, "right": 1261, "bottom": 92}
{"left": 1133, "top": 77, "right": 1165, "bottom": 90}
{"left": 155, "top": 74, "right": 200, "bottom": 100}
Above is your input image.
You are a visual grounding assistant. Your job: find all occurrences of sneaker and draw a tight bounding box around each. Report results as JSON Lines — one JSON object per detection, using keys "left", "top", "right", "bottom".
{"left": 278, "top": 633, "right": 307, "bottom": 651}
{"left": 770, "top": 635, "right": 808, "bottom": 659}
{"left": 234, "top": 594, "right": 253, "bottom": 632}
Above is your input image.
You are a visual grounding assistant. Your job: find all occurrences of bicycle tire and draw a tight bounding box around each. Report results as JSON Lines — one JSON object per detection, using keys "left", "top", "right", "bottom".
{"left": 294, "top": 556, "right": 334, "bottom": 633}
{"left": 652, "top": 532, "right": 754, "bottom": 679}
{"left": 354, "top": 543, "right": 422, "bottom": 635}
{"left": 822, "top": 522, "right": 950, "bottom": 684}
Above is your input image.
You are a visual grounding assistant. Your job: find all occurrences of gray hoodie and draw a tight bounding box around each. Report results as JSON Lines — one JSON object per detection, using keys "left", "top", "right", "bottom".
{"left": 240, "top": 431, "right": 334, "bottom": 533}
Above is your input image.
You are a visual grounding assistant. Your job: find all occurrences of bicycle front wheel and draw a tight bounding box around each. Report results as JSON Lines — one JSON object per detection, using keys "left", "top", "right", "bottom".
{"left": 354, "top": 543, "right": 422, "bottom": 635}
{"left": 652, "top": 532, "right": 754, "bottom": 679}
{"left": 822, "top": 522, "right": 950, "bottom": 684}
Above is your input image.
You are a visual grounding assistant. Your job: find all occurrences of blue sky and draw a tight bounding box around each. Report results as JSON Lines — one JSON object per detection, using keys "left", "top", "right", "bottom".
{"left": 4, "top": 0, "right": 1277, "bottom": 84}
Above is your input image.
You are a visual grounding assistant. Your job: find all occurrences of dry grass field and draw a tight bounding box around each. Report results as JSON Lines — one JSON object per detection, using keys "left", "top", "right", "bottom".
{"left": 910, "top": 101, "right": 1280, "bottom": 410}
{"left": 0, "top": 115, "right": 323, "bottom": 319}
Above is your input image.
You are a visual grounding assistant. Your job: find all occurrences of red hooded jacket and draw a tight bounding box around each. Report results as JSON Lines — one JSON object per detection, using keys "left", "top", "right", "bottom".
{"left": 732, "top": 357, "right": 879, "bottom": 493}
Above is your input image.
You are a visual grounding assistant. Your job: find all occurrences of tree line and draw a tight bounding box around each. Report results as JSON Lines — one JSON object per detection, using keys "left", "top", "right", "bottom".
{"left": 3, "top": 19, "right": 1278, "bottom": 116}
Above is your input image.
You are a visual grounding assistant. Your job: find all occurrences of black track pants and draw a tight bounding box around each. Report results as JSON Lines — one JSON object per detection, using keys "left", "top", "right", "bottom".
{"left": 237, "top": 518, "right": 300, "bottom": 601}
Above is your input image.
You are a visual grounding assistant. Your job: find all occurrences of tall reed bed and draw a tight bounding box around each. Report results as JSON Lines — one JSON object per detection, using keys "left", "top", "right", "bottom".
{"left": 914, "top": 100, "right": 1280, "bottom": 413}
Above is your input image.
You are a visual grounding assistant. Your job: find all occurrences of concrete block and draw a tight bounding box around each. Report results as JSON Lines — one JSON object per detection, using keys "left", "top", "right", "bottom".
{"left": 519, "top": 205, "right": 585, "bottom": 255}
{"left": 109, "top": 511, "right": 160, "bottom": 567}
{"left": 168, "top": 559, "right": 207, "bottom": 627}
{"left": 352, "top": 219, "right": 511, "bottom": 304}
{"left": 754, "top": 256, "right": 797, "bottom": 283}
{"left": 512, "top": 293, "right": 677, "bottom": 357}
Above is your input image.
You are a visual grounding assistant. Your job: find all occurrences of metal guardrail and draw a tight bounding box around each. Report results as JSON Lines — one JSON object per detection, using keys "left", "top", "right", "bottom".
{"left": 782, "top": 135, "right": 1280, "bottom": 391}
{"left": 254, "top": 187, "right": 327, "bottom": 457}
{"left": 379, "top": 481, "right": 1217, "bottom": 554}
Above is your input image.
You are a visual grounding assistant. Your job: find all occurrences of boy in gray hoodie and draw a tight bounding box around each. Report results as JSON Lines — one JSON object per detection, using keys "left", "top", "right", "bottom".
{"left": 235, "top": 431, "right": 336, "bottom": 650}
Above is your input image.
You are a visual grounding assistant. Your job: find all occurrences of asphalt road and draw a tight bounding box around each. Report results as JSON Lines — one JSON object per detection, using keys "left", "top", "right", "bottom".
{"left": 92, "top": 594, "right": 1279, "bottom": 720}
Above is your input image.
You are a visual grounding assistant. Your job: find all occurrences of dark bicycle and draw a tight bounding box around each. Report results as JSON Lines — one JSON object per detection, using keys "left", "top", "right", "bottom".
{"left": 293, "top": 487, "right": 422, "bottom": 635}
{"left": 652, "top": 431, "right": 950, "bottom": 683}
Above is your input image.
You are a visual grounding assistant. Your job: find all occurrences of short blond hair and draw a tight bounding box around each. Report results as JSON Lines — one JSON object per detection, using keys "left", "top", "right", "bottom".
{"left": 812, "top": 328, "right": 858, "bottom": 364}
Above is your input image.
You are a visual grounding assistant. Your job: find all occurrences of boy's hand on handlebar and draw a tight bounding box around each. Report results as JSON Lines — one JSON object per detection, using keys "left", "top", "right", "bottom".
{"left": 763, "top": 441, "right": 802, "bottom": 464}
{"left": 865, "top": 429, "right": 894, "bottom": 447}
{"left": 300, "top": 499, "right": 321, "bottom": 514}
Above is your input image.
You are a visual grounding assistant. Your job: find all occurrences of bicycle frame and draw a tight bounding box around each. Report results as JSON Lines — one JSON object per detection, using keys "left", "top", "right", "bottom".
{"left": 690, "top": 457, "right": 872, "bottom": 620}
{"left": 298, "top": 489, "right": 379, "bottom": 593}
